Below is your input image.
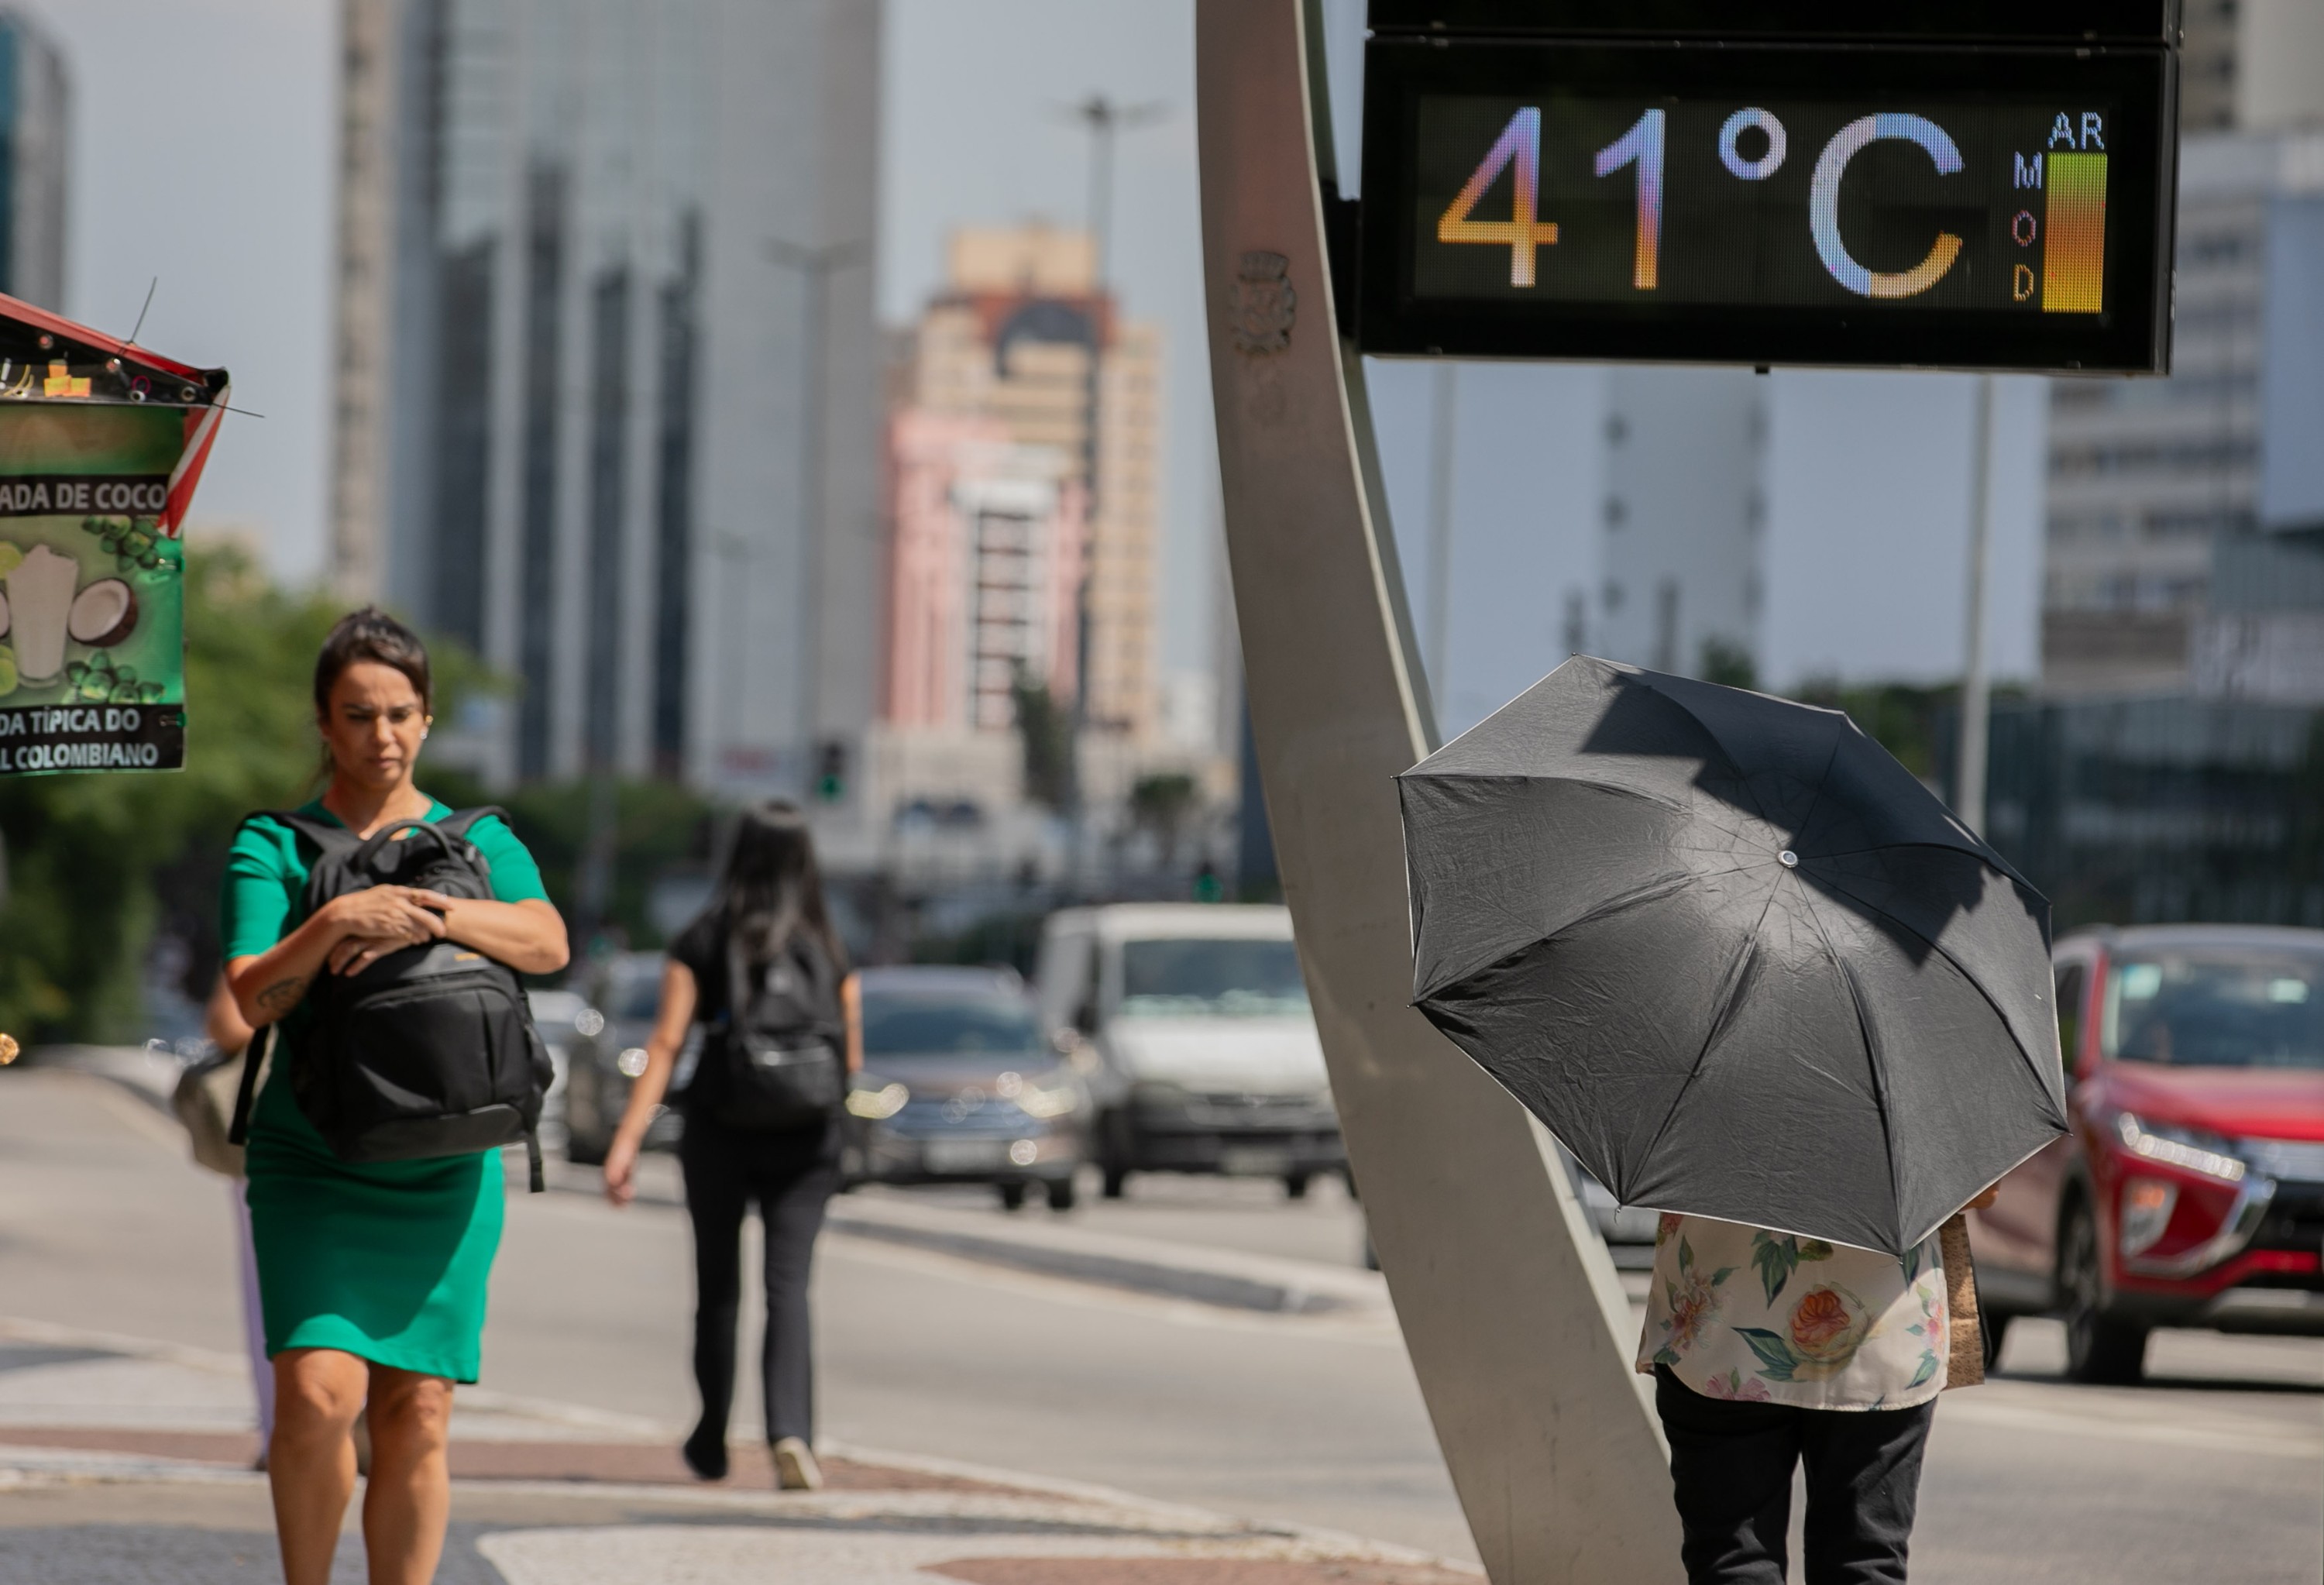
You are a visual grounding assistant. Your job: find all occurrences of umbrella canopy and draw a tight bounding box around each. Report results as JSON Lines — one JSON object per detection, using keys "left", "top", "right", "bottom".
{"left": 1399, "top": 656, "right": 2067, "bottom": 1257}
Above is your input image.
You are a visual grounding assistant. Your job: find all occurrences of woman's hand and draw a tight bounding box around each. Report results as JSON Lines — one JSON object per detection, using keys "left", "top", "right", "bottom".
{"left": 1966, "top": 1183, "right": 2001, "bottom": 1212}
{"left": 321, "top": 886, "right": 448, "bottom": 976}
{"left": 603, "top": 1130, "right": 641, "bottom": 1209}
{"left": 406, "top": 891, "right": 570, "bottom": 976}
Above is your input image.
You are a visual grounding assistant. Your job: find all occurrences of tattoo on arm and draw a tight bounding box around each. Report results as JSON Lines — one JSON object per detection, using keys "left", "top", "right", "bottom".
{"left": 256, "top": 976, "right": 308, "bottom": 1015}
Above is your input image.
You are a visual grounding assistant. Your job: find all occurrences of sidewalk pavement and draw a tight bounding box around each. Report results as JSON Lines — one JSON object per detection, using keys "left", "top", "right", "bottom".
{"left": 0, "top": 1314, "right": 1482, "bottom": 1584}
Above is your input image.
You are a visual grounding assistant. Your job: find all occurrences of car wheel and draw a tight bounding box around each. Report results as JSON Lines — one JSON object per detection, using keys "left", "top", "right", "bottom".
{"left": 1102, "top": 1165, "right": 1129, "bottom": 1200}
{"left": 997, "top": 1181, "right": 1028, "bottom": 1212}
{"left": 566, "top": 1132, "right": 606, "bottom": 1167}
{"left": 2059, "top": 1198, "right": 2147, "bottom": 1384}
{"left": 1046, "top": 1177, "right": 1077, "bottom": 1212}
{"left": 1284, "top": 1172, "right": 1310, "bottom": 1200}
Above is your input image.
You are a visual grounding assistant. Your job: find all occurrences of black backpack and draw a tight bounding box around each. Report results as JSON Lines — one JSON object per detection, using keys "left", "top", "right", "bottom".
{"left": 228, "top": 807, "right": 554, "bottom": 1191}
{"left": 713, "top": 928, "right": 845, "bottom": 1131}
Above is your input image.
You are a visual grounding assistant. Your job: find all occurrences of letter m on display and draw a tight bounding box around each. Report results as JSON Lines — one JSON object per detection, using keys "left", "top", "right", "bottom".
{"left": 2016, "top": 153, "right": 2044, "bottom": 190}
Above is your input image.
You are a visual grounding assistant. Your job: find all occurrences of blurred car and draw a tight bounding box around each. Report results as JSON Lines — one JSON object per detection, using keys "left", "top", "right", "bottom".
{"left": 562, "top": 951, "right": 691, "bottom": 1165}
{"left": 524, "top": 987, "right": 590, "bottom": 1152}
{"left": 1035, "top": 904, "right": 1343, "bottom": 1200}
{"left": 844, "top": 966, "right": 1091, "bottom": 1211}
{"left": 1972, "top": 925, "right": 2324, "bottom": 1383}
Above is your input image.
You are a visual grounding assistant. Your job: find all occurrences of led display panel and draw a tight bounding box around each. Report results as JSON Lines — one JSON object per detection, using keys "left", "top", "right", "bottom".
{"left": 1357, "top": 40, "right": 2177, "bottom": 371}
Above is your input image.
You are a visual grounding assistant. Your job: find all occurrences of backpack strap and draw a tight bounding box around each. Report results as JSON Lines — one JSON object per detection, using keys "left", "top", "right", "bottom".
{"left": 225, "top": 1022, "right": 274, "bottom": 1147}
{"left": 246, "top": 808, "right": 359, "bottom": 855}
{"left": 433, "top": 806, "right": 511, "bottom": 841}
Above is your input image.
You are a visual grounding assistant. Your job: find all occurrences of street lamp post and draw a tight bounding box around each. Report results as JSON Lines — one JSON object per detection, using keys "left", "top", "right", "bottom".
{"left": 765, "top": 236, "right": 870, "bottom": 798}
{"left": 1958, "top": 374, "right": 1996, "bottom": 835}
{"left": 1061, "top": 96, "right": 1167, "bottom": 889}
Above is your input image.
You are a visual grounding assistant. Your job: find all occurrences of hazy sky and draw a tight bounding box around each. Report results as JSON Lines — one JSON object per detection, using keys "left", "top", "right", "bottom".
{"left": 25, "top": 0, "right": 2044, "bottom": 711}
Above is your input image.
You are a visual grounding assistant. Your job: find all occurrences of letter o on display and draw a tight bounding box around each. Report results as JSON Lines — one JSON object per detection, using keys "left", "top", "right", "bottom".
{"left": 1718, "top": 108, "right": 1788, "bottom": 181}
{"left": 1810, "top": 114, "right": 1967, "bottom": 300}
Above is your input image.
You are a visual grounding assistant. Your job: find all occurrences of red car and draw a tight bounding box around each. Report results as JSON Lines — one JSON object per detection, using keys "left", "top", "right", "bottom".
{"left": 1971, "top": 924, "right": 2324, "bottom": 1383}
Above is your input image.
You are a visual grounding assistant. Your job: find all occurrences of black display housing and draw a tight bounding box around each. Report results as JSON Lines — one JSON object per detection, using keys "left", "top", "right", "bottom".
{"left": 1365, "top": 2, "right": 2179, "bottom": 45}
{"left": 1356, "top": 36, "right": 2178, "bottom": 372}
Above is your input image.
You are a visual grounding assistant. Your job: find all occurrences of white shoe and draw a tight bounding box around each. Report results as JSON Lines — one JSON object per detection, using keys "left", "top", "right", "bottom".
{"left": 772, "top": 1435, "right": 823, "bottom": 1490}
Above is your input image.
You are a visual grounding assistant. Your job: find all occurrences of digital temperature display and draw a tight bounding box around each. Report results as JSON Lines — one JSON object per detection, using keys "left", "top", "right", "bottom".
{"left": 1359, "top": 40, "right": 2175, "bottom": 372}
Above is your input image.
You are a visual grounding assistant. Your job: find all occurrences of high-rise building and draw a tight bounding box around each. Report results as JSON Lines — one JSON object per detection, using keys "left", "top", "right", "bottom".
{"left": 883, "top": 409, "right": 1085, "bottom": 733}
{"left": 2041, "top": 129, "right": 2324, "bottom": 697}
{"left": 1582, "top": 366, "right": 1768, "bottom": 682}
{"left": 0, "top": 9, "right": 67, "bottom": 311}
{"left": 328, "top": 0, "right": 883, "bottom": 792}
{"left": 887, "top": 224, "right": 1164, "bottom": 741}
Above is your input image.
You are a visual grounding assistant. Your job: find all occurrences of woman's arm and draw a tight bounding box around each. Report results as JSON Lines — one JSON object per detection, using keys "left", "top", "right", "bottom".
{"left": 603, "top": 959, "right": 699, "bottom": 1207}
{"left": 340, "top": 892, "right": 570, "bottom": 977}
{"left": 227, "top": 888, "right": 447, "bottom": 1027}
{"left": 843, "top": 971, "right": 862, "bottom": 1074}
{"left": 204, "top": 972, "right": 255, "bottom": 1055}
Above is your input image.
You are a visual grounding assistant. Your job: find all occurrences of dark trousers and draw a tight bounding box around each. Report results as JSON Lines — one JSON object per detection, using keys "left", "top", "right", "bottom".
{"left": 1655, "top": 1366, "right": 1935, "bottom": 1585}
{"left": 679, "top": 1119, "right": 837, "bottom": 1446}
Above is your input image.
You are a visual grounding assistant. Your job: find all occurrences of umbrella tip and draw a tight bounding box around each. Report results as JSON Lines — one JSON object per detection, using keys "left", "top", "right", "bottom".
{"left": 1779, "top": 850, "right": 1800, "bottom": 868}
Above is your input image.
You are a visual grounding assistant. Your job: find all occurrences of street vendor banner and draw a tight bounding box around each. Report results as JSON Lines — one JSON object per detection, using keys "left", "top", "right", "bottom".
{"left": 0, "top": 301, "right": 229, "bottom": 776}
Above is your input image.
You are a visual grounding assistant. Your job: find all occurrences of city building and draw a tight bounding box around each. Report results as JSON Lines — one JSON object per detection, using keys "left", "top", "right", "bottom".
{"left": 0, "top": 8, "right": 67, "bottom": 311}
{"left": 327, "top": 0, "right": 883, "bottom": 792}
{"left": 886, "top": 224, "right": 1164, "bottom": 741}
{"left": 1583, "top": 366, "right": 1768, "bottom": 682}
{"left": 883, "top": 409, "right": 1085, "bottom": 733}
{"left": 2042, "top": 129, "right": 2324, "bottom": 697}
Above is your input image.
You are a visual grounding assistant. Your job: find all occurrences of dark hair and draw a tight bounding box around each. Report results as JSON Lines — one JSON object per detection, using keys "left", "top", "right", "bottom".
{"left": 705, "top": 800, "right": 844, "bottom": 970}
{"left": 314, "top": 606, "right": 432, "bottom": 714}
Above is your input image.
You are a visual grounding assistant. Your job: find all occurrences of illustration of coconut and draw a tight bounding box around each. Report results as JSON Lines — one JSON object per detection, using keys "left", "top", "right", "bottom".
{"left": 67, "top": 578, "right": 137, "bottom": 649}
{"left": 5, "top": 544, "right": 77, "bottom": 682}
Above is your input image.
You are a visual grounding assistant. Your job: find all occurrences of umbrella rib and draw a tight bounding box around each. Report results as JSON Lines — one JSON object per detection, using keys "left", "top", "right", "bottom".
{"left": 1416, "top": 870, "right": 1705, "bottom": 1002}
{"left": 1803, "top": 872, "right": 2064, "bottom": 1121}
{"left": 1631, "top": 869, "right": 1785, "bottom": 1175}
{"left": 1642, "top": 677, "right": 1775, "bottom": 829}
{"left": 1797, "top": 884, "right": 1905, "bottom": 1248}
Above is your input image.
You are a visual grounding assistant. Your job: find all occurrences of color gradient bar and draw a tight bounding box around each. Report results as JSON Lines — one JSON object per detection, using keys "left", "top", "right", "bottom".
{"left": 2042, "top": 153, "right": 2108, "bottom": 314}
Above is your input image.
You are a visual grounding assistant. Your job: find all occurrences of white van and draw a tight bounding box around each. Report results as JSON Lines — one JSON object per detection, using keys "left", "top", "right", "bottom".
{"left": 1034, "top": 903, "right": 1343, "bottom": 1198}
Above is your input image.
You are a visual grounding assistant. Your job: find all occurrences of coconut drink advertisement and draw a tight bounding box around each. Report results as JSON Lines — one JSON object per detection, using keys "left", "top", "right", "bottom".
{"left": 0, "top": 297, "right": 227, "bottom": 776}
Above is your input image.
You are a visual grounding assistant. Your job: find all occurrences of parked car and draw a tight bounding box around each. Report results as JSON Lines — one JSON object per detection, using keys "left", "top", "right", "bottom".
{"left": 1034, "top": 903, "right": 1343, "bottom": 1199}
{"left": 562, "top": 951, "right": 691, "bottom": 1165}
{"left": 1972, "top": 924, "right": 2324, "bottom": 1383}
{"left": 844, "top": 966, "right": 1091, "bottom": 1210}
{"left": 524, "top": 987, "right": 592, "bottom": 1153}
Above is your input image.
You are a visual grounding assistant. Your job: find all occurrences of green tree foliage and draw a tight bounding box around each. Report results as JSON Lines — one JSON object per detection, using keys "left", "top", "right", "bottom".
{"left": 1697, "top": 636, "right": 1758, "bottom": 691}
{"left": 1011, "top": 669, "right": 1076, "bottom": 811}
{"left": 1129, "top": 772, "right": 1200, "bottom": 866}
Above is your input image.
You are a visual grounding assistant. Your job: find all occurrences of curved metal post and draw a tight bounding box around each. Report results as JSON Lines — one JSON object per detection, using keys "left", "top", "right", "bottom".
{"left": 1195, "top": 5, "right": 1681, "bottom": 1580}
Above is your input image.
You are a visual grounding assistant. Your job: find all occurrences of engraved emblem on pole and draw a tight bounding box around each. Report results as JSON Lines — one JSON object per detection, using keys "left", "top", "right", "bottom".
{"left": 1232, "top": 251, "right": 1297, "bottom": 355}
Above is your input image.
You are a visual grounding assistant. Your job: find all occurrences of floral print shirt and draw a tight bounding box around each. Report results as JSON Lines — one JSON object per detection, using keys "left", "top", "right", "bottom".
{"left": 1635, "top": 1213, "right": 1950, "bottom": 1411}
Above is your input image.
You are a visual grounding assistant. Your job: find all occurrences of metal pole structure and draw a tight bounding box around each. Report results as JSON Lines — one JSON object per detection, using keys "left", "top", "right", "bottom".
{"left": 1958, "top": 374, "right": 1996, "bottom": 834}
{"left": 1197, "top": 5, "right": 1679, "bottom": 1580}
{"left": 1424, "top": 362, "right": 1459, "bottom": 705}
{"left": 1063, "top": 97, "right": 1167, "bottom": 891}
{"left": 766, "top": 238, "right": 868, "bottom": 794}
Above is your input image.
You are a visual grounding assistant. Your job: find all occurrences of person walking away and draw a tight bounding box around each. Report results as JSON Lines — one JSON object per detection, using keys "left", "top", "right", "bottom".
{"left": 1638, "top": 1188, "right": 1998, "bottom": 1585}
{"left": 601, "top": 801, "right": 859, "bottom": 1490}
{"left": 223, "top": 608, "right": 568, "bottom": 1585}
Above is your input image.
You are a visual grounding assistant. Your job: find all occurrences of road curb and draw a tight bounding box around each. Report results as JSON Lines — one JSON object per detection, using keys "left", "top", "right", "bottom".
{"left": 40, "top": 1048, "right": 1391, "bottom": 1320}
{"left": 823, "top": 1195, "right": 1390, "bottom": 1316}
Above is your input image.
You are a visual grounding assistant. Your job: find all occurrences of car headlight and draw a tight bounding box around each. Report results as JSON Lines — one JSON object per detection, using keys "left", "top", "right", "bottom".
{"left": 1017, "top": 1081, "right": 1081, "bottom": 1119}
{"left": 2113, "top": 1112, "right": 2247, "bottom": 1182}
{"left": 2119, "top": 1177, "right": 2179, "bottom": 1257}
{"left": 847, "top": 1081, "right": 910, "bottom": 1120}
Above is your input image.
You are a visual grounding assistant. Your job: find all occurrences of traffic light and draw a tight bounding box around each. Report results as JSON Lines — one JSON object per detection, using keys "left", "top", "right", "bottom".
{"left": 815, "top": 737, "right": 847, "bottom": 803}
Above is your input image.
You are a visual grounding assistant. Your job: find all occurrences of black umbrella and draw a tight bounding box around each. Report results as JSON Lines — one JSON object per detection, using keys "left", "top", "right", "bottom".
{"left": 1399, "top": 656, "right": 2067, "bottom": 1257}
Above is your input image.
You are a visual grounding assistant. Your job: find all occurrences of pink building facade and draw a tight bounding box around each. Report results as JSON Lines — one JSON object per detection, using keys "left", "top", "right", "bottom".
{"left": 883, "top": 408, "right": 1086, "bottom": 731}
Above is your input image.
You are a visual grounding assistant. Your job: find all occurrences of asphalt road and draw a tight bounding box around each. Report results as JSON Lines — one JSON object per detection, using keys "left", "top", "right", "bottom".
{"left": 3, "top": 1066, "right": 2319, "bottom": 1579}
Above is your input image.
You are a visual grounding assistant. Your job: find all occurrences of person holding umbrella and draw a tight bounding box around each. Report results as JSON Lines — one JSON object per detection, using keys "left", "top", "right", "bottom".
{"left": 1401, "top": 658, "right": 2066, "bottom": 1585}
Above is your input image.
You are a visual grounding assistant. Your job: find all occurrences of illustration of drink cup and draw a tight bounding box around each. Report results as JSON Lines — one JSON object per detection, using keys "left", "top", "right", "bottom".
{"left": 6, "top": 545, "right": 79, "bottom": 682}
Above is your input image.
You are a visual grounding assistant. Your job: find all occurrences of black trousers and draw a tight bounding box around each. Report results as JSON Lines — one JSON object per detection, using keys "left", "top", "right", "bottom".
{"left": 679, "top": 1117, "right": 838, "bottom": 1446}
{"left": 1654, "top": 1366, "right": 1935, "bottom": 1585}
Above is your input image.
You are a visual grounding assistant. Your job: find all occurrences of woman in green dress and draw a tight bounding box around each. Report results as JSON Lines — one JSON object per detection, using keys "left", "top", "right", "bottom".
{"left": 222, "top": 607, "right": 568, "bottom": 1585}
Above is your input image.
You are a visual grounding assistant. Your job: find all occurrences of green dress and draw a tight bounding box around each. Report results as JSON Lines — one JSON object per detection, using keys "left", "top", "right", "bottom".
{"left": 222, "top": 796, "right": 550, "bottom": 1383}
